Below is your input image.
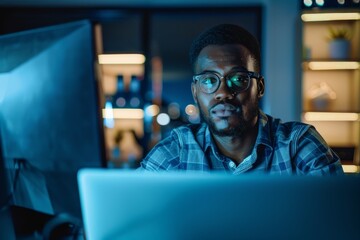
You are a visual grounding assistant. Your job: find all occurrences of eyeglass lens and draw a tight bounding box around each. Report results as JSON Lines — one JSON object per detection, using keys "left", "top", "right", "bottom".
{"left": 197, "top": 72, "right": 250, "bottom": 94}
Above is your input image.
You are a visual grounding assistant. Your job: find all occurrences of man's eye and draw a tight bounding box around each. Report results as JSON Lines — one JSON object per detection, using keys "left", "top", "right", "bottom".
{"left": 230, "top": 75, "right": 242, "bottom": 82}
{"left": 201, "top": 77, "right": 217, "bottom": 85}
{"left": 229, "top": 75, "right": 247, "bottom": 87}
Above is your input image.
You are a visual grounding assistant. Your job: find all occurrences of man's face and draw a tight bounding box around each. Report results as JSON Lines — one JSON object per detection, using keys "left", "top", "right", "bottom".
{"left": 191, "top": 44, "right": 264, "bottom": 137}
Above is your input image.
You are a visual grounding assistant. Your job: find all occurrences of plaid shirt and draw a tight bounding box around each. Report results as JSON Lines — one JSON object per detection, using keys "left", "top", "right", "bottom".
{"left": 139, "top": 111, "right": 344, "bottom": 175}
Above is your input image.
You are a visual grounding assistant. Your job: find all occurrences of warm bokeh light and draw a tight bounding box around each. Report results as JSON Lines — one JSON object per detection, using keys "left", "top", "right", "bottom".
{"left": 98, "top": 54, "right": 146, "bottom": 65}
{"left": 185, "top": 104, "right": 197, "bottom": 116}
{"left": 304, "top": 112, "right": 360, "bottom": 122}
{"left": 185, "top": 104, "right": 200, "bottom": 123}
{"left": 306, "top": 61, "right": 360, "bottom": 70}
{"left": 102, "top": 108, "right": 144, "bottom": 119}
{"left": 145, "top": 104, "right": 160, "bottom": 117}
{"left": 301, "top": 12, "right": 360, "bottom": 22}
{"left": 342, "top": 165, "right": 360, "bottom": 173}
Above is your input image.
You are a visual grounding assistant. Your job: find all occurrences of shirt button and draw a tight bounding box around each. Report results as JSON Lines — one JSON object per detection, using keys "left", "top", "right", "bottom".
{"left": 228, "top": 161, "right": 236, "bottom": 169}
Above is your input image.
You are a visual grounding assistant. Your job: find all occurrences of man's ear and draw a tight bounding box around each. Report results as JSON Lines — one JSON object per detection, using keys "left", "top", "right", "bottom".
{"left": 257, "top": 77, "right": 265, "bottom": 98}
{"left": 191, "top": 82, "right": 198, "bottom": 104}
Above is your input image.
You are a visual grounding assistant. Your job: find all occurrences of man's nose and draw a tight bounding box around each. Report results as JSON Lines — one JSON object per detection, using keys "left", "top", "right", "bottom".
{"left": 214, "top": 79, "right": 234, "bottom": 101}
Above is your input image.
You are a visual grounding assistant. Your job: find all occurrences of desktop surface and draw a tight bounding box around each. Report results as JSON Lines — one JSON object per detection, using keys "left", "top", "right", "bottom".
{"left": 78, "top": 169, "right": 360, "bottom": 240}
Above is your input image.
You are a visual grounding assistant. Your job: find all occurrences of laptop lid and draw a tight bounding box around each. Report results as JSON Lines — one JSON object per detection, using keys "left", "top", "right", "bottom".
{"left": 78, "top": 169, "right": 360, "bottom": 240}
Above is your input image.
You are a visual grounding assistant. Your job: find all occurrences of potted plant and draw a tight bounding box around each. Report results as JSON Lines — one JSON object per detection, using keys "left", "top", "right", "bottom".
{"left": 327, "top": 26, "right": 352, "bottom": 59}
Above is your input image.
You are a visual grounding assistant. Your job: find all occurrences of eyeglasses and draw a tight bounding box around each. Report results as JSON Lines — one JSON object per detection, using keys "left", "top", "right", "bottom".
{"left": 193, "top": 70, "right": 262, "bottom": 94}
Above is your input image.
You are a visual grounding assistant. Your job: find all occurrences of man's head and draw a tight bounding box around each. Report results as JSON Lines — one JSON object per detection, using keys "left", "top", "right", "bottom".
{"left": 189, "top": 24, "right": 264, "bottom": 138}
{"left": 189, "top": 24, "right": 261, "bottom": 73}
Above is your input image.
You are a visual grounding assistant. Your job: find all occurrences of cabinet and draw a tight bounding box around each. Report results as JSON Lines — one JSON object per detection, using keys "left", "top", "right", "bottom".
{"left": 301, "top": 10, "right": 360, "bottom": 173}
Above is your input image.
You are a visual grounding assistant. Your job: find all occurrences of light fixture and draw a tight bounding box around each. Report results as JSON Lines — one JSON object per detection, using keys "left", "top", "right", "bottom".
{"left": 102, "top": 108, "right": 144, "bottom": 119}
{"left": 301, "top": 12, "right": 360, "bottom": 22}
{"left": 98, "top": 54, "right": 146, "bottom": 65}
{"left": 304, "top": 112, "right": 360, "bottom": 121}
{"left": 306, "top": 61, "right": 360, "bottom": 70}
{"left": 342, "top": 165, "right": 360, "bottom": 173}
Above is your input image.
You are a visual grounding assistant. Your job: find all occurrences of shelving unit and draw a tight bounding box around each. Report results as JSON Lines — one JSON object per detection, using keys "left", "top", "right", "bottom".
{"left": 98, "top": 55, "right": 146, "bottom": 167}
{"left": 301, "top": 10, "right": 360, "bottom": 173}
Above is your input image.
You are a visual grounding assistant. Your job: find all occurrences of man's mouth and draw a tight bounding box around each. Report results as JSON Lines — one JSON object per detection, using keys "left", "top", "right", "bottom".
{"left": 210, "top": 104, "right": 238, "bottom": 118}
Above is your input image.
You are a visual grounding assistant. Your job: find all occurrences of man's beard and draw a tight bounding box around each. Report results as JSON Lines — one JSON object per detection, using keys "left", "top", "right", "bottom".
{"left": 199, "top": 101, "right": 259, "bottom": 138}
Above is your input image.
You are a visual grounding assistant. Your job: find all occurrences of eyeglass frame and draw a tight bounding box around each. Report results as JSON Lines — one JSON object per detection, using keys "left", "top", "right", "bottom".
{"left": 192, "top": 70, "right": 262, "bottom": 94}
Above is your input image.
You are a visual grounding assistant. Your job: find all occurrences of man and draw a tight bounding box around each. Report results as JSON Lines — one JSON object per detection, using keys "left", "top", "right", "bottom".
{"left": 139, "top": 24, "right": 343, "bottom": 175}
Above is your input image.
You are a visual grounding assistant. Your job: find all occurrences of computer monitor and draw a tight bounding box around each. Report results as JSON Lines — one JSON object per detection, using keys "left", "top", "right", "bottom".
{"left": 0, "top": 20, "right": 106, "bottom": 226}
{"left": 78, "top": 169, "right": 360, "bottom": 240}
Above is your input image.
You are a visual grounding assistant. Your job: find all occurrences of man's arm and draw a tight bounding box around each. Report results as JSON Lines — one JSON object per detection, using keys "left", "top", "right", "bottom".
{"left": 138, "top": 133, "right": 181, "bottom": 171}
{"left": 293, "top": 126, "right": 344, "bottom": 175}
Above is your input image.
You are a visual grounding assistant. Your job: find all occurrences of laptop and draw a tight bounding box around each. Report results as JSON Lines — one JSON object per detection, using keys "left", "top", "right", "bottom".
{"left": 77, "top": 169, "right": 360, "bottom": 240}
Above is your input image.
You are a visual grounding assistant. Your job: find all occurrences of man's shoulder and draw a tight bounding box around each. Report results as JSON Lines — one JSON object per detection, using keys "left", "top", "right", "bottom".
{"left": 263, "top": 113, "right": 312, "bottom": 140}
{"left": 169, "top": 123, "right": 207, "bottom": 147}
{"left": 278, "top": 120, "right": 311, "bottom": 132}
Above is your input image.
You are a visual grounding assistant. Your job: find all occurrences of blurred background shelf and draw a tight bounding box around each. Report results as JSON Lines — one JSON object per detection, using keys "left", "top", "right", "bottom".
{"left": 301, "top": 7, "right": 360, "bottom": 170}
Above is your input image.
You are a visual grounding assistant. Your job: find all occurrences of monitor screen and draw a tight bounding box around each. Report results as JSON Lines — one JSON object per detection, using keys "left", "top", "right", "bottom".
{"left": 0, "top": 20, "right": 106, "bottom": 220}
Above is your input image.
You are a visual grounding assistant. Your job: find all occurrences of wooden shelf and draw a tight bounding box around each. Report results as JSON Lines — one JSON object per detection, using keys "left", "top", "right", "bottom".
{"left": 301, "top": 8, "right": 360, "bottom": 165}
{"left": 303, "top": 112, "right": 360, "bottom": 122}
{"left": 302, "top": 61, "right": 360, "bottom": 70}
{"left": 301, "top": 11, "right": 360, "bottom": 22}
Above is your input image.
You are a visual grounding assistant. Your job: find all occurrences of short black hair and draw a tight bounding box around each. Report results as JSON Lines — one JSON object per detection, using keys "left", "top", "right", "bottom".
{"left": 189, "top": 24, "right": 261, "bottom": 72}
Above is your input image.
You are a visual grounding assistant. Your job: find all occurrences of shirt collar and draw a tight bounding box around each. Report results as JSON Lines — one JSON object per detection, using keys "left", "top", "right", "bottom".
{"left": 204, "top": 125, "right": 214, "bottom": 153}
{"left": 256, "top": 110, "right": 273, "bottom": 150}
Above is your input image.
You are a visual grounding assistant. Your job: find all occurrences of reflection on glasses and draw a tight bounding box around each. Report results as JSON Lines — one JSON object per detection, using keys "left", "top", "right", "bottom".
{"left": 193, "top": 70, "right": 262, "bottom": 94}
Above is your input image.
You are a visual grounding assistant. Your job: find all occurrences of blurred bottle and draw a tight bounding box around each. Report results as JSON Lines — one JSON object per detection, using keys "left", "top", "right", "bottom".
{"left": 129, "top": 75, "right": 142, "bottom": 108}
{"left": 112, "top": 75, "right": 126, "bottom": 108}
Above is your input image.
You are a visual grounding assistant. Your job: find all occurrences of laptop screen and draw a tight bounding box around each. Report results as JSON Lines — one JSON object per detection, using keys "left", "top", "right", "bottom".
{"left": 78, "top": 169, "right": 360, "bottom": 240}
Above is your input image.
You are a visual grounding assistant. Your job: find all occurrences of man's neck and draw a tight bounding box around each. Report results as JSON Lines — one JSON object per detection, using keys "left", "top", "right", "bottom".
{"left": 212, "top": 123, "right": 259, "bottom": 166}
